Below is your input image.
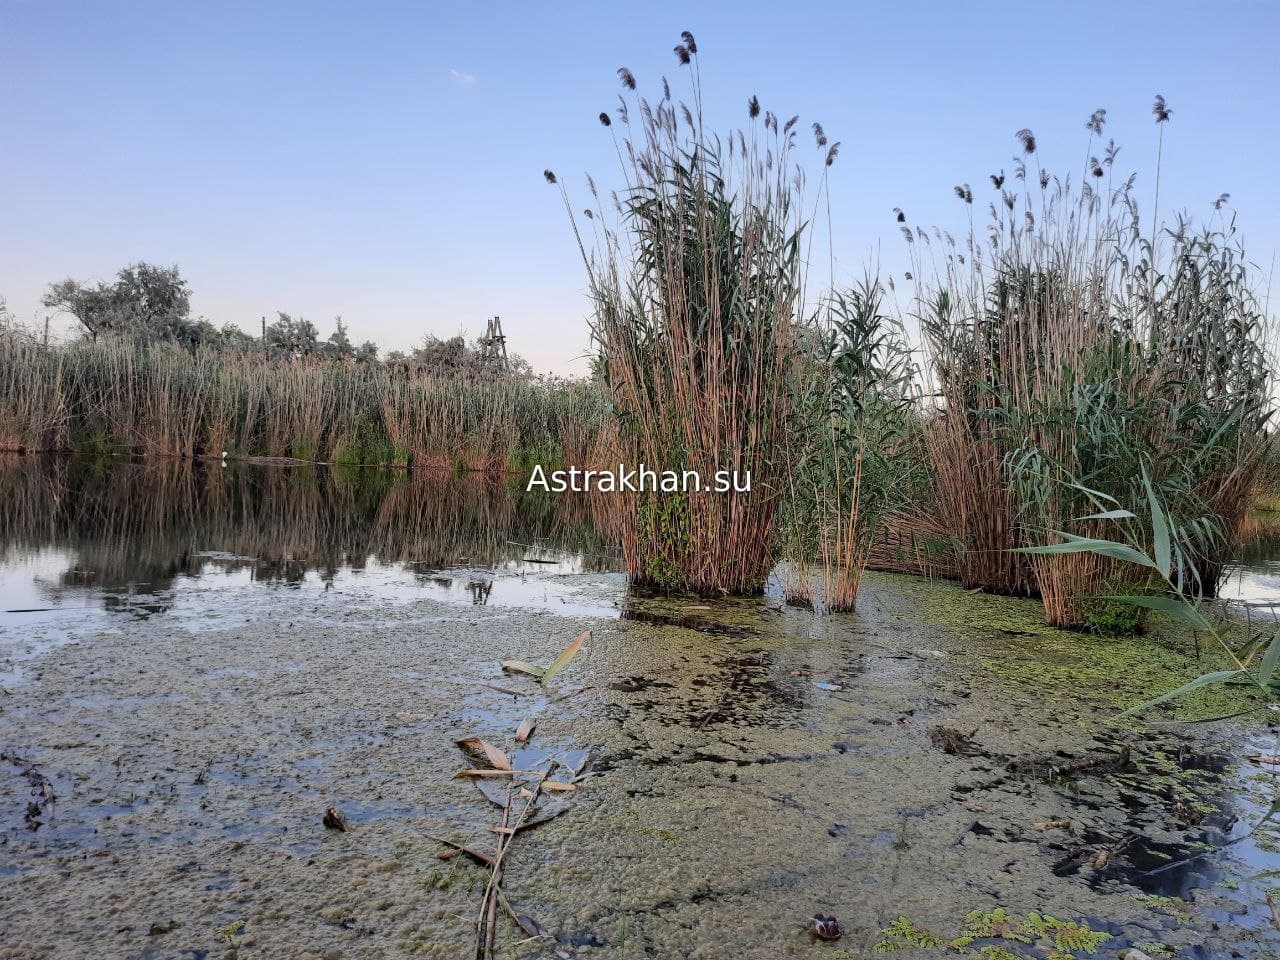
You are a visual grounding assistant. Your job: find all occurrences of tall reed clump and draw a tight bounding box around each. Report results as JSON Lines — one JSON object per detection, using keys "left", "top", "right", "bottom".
{"left": 779, "top": 280, "right": 919, "bottom": 609}
{"left": 549, "top": 33, "right": 831, "bottom": 594}
{"left": 911, "top": 102, "right": 1274, "bottom": 627}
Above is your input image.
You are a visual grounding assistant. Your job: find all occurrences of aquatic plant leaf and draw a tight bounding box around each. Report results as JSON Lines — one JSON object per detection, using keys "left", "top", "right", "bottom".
{"left": 515, "top": 719, "right": 535, "bottom": 742}
{"left": 1072, "top": 509, "right": 1136, "bottom": 521}
{"left": 542, "top": 630, "right": 589, "bottom": 686}
{"left": 1094, "top": 594, "right": 1213, "bottom": 631}
{"left": 1016, "top": 532, "right": 1156, "bottom": 569}
{"left": 1144, "top": 468, "right": 1172, "bottom": 577}
{"left": 1259, "top": 632, "right": 1280, "bottom": 684}
{"left": 1117, "top": 669, "right": 1246, "bottom": 717}
{"left": 455, "top": 737, "right": 512, "bottom": 771}
{"left": 501, "top": 660, "right": 547, "bottom": 679}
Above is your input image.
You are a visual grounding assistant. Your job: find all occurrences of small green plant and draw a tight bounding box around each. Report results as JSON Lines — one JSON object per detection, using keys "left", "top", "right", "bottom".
{"left": 875, "top": 910, "right": 1110, "bottom": 958}
{"left": 875, "top": 916, "right": 947, "bottom": 951}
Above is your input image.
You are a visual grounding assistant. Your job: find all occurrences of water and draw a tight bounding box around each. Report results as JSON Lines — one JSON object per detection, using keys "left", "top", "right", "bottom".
{"left": 0, "top": 456, "right": 624, "bottom": 682}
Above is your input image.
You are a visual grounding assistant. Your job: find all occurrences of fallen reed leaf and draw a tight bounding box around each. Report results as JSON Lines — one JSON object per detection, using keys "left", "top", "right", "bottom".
{"left": 454, "top": 769, "right": 517, "bottom": 779}
{"left": 541, "top": 780, "right": 576, "bottom": 792}
{"left": 515, "top": 719, "right": 535, "bottom": 743}
{"left": 542, "top": 630, "right": 590, "bottom": 686}
{"left": 501, "top": 660, "right": 546, "bottom": 680}
{"left": 455, "top": 737, "right": 512, "bottom": 771}
{"left": 1033, "top": 819, "right": 1071, "bottom": 831}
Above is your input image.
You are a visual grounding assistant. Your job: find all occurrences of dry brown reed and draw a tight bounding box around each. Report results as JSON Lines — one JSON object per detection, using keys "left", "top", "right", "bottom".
{"left": 550, "top": 33, "right": 824, "bottom": 594}
{"left": 910, "top": 105, "right": 1274, "bottom": 626}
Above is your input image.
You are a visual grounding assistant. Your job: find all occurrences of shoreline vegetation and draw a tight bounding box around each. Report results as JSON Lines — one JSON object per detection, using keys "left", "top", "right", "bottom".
{"left": 2, "top": 33, "right": 1275, "bottom": 633}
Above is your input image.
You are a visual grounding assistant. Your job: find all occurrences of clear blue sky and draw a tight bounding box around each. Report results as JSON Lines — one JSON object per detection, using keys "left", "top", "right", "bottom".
{"left": 2, "top": 0, "right": 1276, "bottom": 374}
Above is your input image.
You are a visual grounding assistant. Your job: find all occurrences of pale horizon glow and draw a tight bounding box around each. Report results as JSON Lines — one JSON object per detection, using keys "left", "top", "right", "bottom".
{"left": 1, "top": 0, "right": 1276, "bottom": 375}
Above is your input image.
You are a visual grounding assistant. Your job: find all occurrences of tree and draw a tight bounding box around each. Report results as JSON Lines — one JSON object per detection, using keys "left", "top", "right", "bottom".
{"left": 42, "top": 263, "right": 198, "bottom": 344}
{"left": 323, "top": 318, "right": 354, "bottom": 360}
{"left": 264, "top": 312, "right": 320, "bottom": 358}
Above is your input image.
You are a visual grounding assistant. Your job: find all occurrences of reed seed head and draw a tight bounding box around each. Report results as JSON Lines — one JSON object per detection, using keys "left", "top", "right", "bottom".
{"left": 1085, "top": 108, "right": 1107, "bottom": 135}
{"left": 1214, "top": 192, "right": 1231, "bottom": 210}
{"left": 598, "top": 112, "right": 612, "bottom": 127}
{"left": 680, "top": 30, "right": 697, "bottom": 54}
{"left": 825, "top": 142, "right": 839, "bottom": 166}
{"left": 618, "top": 67, "right": 636, "bottom": 91}
{"left": 673, "top": 44, "right": 690, "bottom": 65}
{"left": 894, "top": 207, "right": 906, "bottom": 223}
{"left": 748, "top": 95, "right": 760, "bottom": 119}
{"left": 1015, "top": 128, "right": 1036, "bottom": 154}
{"left": 990, "top": 172, "right": 1005, "bottom": 189}
{"left": 812, "top": 122, "right": 827, "bottom": 147}
{"left": 543, "top": 169, "right": 557, "bottom": 184}
{"left": 1152, "top": 94, "right": 1171, "bottom": 123}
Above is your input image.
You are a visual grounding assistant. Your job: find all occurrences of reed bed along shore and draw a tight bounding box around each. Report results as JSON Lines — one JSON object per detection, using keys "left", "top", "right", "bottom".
{"left": 0, "top": 336, "right": 610, "bottom": 472}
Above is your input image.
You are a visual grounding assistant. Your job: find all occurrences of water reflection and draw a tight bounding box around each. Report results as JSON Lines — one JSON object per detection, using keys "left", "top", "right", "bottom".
{"left": 1217, "top": 507, "right": 1280, "bottom": 615}
{"left": 0, "top": 456, "right": 620, "bottom": 624}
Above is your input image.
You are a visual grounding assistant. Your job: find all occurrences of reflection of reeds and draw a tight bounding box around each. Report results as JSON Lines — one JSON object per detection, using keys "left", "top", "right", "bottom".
{"left": 0, "top": 338, "right": 609, "bottom": 473}
{"left": 0, "top": 457, "right": 617, "bottom": 599}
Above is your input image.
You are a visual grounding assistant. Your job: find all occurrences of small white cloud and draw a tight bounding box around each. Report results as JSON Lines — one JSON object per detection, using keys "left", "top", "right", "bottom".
{"left": 449, "top": 68, "right": 476, "bottom": 88}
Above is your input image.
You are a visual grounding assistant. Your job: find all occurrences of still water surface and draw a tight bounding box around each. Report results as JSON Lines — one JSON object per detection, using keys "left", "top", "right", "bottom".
{"left": 0, "top": 457, "right": 624, "bottom": 682}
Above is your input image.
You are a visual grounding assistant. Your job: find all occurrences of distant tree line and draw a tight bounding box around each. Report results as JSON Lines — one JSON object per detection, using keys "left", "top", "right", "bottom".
{"left": 33, "top": 262, "right": 528, "bottom": 376}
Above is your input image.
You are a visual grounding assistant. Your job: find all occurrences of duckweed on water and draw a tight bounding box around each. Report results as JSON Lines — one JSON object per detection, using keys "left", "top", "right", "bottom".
{"left": 915, "top": 588, "right": 1255, "bottom": 718}
{"left": 1132, "top": 893, "right": 1193, "bottom": 924}
{"left": 875, "top": 909, "right": 1111, "bottom": 958}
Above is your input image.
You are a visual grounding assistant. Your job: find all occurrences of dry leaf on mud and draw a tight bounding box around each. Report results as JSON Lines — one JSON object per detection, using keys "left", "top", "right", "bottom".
{"left": 1033, "top": 819, "right": 1071, "bottom": 831}
{"left": 322, "top": 807, "right": 348, "bottom": 831}
{"left": 541, "top": 780, "right": 576, "bottom": 792}
{"left": 543, "top": 630, "right": 590, "bottom": 685}
{"left": 455, "top": 737, "right": 512, "bottom": 771}
{"left": 515, "top": 719, "right": 535, "bottom": 743}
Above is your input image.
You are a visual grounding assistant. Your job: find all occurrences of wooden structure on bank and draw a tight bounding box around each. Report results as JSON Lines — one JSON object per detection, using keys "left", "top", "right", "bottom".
{"left": 478, "top": 315, "right": 508, "bottom": 372}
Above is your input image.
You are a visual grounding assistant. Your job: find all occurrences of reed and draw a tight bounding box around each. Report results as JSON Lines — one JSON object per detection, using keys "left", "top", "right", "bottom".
{"left": 910, "top": 102, "right": 1274, "bottom": 626}
{"left": 550, "top": 33, "right": 828, "bottom": 594}
{"left": 0, "top": 336, "right": 608, "bottom": 472}
{"left": 780, "top": 281, "right": 919, "bottom": 610}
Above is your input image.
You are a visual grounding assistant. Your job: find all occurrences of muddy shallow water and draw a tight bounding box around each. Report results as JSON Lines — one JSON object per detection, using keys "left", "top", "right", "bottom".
{"left": 1, "top": 460, "right": 1278, "bottom": 959}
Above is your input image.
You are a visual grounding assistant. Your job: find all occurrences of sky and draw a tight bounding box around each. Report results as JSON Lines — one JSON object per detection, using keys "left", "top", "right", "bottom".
{"left": 1, "top": 0, "right": 1277, "bottom": 374}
